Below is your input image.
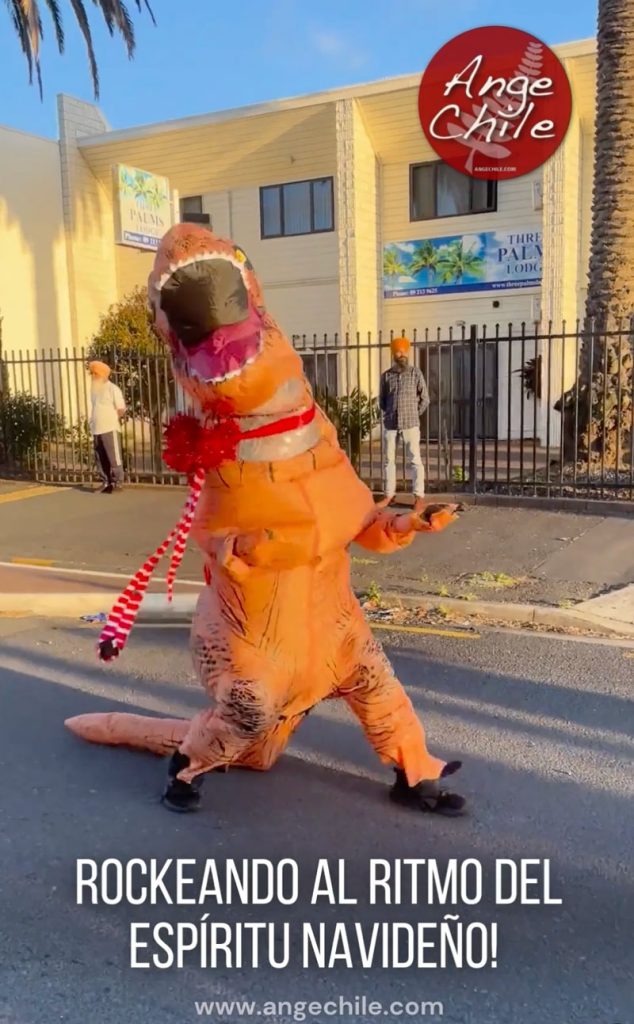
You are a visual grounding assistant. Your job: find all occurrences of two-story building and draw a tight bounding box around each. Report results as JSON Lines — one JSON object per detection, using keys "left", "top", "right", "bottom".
{"left": 0, "top": 36, "right": 596, "bottom": 446}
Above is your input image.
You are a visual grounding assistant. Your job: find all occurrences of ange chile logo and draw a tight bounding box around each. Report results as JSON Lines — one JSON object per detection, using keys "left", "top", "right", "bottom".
{"left": 418, "top": 25, "right": 573, "bottom": 180}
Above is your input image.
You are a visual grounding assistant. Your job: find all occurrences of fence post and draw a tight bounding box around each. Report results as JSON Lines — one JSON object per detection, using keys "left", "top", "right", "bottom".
{"left": 468, "top": 324, "right": 478, "bottom": 494}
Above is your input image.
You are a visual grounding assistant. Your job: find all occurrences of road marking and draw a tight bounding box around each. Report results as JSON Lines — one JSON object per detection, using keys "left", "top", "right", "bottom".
{"left": 10, "top": 557, "right": 55, "bottom": 567}
{"left": 0, "top": 560, "right": 203, "bottom": 587}
{"left": 120, "top": 621, "right": 481, "bottom": 640}
{"left": 624, "top": 651, "right": 634, "bottom": 659}
{"left": 370, "top": 622, "right": 480, "bottom": 640}
{"left": 0, "top": 485, "right": 65, "bottom": 505}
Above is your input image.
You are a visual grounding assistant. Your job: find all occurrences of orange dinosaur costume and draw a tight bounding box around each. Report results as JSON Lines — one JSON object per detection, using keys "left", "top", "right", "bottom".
{"left": 66, "top": 225, "right": 466, "bottom": 816}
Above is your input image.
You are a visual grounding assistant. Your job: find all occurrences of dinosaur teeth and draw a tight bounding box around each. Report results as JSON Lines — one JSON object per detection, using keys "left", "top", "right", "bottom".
{"left": 157, "top": 251, "right": 247, "bottom": 292}
{"left": 189, "top": 337, "right": 264, "bottom": 384}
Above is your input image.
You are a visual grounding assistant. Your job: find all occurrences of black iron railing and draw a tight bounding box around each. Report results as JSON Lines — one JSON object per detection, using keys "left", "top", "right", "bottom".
{"left": 1, "top": 322, "right": 633, "bottom": 501}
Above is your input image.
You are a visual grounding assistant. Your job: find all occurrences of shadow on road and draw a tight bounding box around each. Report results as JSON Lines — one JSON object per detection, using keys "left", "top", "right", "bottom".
{"left": 1, "top": 650, "right": 632, "bottom": 1024}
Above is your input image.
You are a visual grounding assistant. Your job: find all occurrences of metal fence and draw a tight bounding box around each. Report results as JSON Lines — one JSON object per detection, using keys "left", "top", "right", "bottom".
{"left": 1, "top": 322, "right": 633, "bottom": 501}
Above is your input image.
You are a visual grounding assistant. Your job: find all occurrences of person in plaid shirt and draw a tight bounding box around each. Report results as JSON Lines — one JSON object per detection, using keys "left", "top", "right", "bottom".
{"left": 377, "top": 336, "right": 429, "bottom": 512}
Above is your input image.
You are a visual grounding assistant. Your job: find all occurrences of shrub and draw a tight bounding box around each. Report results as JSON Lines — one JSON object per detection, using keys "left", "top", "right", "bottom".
{"left": 316, "top": 387, "right": 379, "bottom": 468}
{"left": 0, "top": 392, "right": 65, "bottom": 468}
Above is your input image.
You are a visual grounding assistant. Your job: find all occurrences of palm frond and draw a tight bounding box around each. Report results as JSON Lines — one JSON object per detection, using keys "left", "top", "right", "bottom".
{"left": 139, "top": 0, "right": 155, "bottom": 26}
{"left": 69, "top": 0, "right": 100, "bottom": 96}
{"left": 16, "top": 0, "right": 40, "bottom": 57}
{"left": 5, "top": 0, "right": 155, "bottom": 100}
{"left": 5, "top": 0, "right": 36, "bottom": 87}
{"left": 91, "top": 0, "right": 133, "bottom": 54}
{"left": 44, "top": 0, "right": 64, "bottom": 50}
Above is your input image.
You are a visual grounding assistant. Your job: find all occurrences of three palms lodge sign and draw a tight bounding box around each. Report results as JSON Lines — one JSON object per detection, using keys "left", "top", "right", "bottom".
{"left": 383, "top": 229, "right": 542, "bottom": 298}
{"left": 114, "top": 164, "right": 172, "bottom": 250}
{"left": 418, "top": 25, "right": 572, "bottom": 179}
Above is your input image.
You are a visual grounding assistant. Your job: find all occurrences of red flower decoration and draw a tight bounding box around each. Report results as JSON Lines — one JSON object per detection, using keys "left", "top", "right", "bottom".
{"left": 198, "top": 417, "right": 242, "bottom": 468}
{"left": 162, "top": 413, "right": 242, "bottom": 475}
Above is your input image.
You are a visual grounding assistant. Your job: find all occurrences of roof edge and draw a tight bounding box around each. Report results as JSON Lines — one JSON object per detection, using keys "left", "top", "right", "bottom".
{"left": 75, "top": 36, "right": 597, "bottom": 150}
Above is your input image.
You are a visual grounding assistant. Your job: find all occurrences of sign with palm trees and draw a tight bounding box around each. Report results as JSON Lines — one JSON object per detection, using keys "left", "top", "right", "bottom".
{"left": 383, "top": 229, "right": 542, "bottom": 297}
{"left": 115, "top": 165, "right": 172, "bottom": 251}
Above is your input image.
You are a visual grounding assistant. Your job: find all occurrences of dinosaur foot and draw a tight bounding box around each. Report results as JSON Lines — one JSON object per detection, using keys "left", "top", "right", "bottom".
{"left": 160, "top": 752, "right": 205, "bottom": 814}
{"left": 389, "top": 761, "right": 466, "bottom": 817}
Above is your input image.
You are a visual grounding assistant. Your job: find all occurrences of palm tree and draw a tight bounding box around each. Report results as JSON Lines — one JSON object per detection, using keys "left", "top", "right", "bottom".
{"left": 5, "top": 0, "right": 155, "bottom": 99}
{"left": 565, "top": 0, "right": 634, "bottom": 467}
{"left": 383, "top": 248, "right": 406, "bottom": 284}
{"left": 436, "top": 240, "right": 485, "bottom": 285}
{"left": 409, "top": 240, "right": 439, "bottom": 284}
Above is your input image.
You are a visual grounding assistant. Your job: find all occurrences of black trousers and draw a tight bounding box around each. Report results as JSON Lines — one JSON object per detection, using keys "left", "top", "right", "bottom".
{"left": 94, "top": 431, "right": 124, "bottom": 486}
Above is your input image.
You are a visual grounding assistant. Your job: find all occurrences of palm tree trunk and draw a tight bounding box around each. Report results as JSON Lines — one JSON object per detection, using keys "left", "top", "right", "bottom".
{"left": 586, "top": 0, "right": 634, "bottom": 326}
{"left": 577, "top": 0, "right": 634, "bottom": 467}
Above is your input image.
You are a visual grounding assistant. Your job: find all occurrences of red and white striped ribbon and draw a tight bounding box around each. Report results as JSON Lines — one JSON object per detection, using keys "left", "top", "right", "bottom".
{"left": 97, "top": 467, "right": 206, "bottom": 661}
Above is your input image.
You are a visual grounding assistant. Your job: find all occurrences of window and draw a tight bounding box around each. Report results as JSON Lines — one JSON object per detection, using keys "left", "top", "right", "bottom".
{"left": 410, "top": 162, "right": 497, "bottom": 221}
{"left": 300, "top": 351, "right": 338, "bottom": 395}
{"left": 260, "top": 178, "right": 334, "bottom": 238}
{"left": 179, "top": 195, "right": 211, "bottom": 225}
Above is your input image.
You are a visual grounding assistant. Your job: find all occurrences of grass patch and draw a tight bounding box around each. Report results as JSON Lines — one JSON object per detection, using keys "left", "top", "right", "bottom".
{"left": 465, "top": 571, "right": 523, "bottom": 589}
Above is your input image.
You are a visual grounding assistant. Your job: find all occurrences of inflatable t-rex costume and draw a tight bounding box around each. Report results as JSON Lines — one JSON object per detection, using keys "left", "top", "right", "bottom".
{"left": 66, "top": 225, "right": 466, "bottom": 817}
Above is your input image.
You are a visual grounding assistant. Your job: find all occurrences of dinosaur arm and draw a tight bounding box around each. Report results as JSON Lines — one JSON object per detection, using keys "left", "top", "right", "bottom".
{"left": 208, "top": 525, "right": 319, "bottom": 579}
{"left": 354, "top": 504, "right": 460, "bottom": 554}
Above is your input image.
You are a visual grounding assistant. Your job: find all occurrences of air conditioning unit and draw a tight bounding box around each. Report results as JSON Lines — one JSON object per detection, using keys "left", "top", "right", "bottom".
{"left": 181, "top": 212, "right": 211, "bottom": 226}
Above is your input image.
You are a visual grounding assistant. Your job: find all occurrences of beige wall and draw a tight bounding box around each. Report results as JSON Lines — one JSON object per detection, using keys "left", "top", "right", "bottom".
{"left": 228, "top": 187, "right": 340, "bottom": 337}
{"left": 357, "top": 84, "right": 542, "bottom": 439}
{"left": 112, "top": 182, "right": 341, "bottom": 339}
{"left": 351, "top": 102, "right": 380, "bottom": 336}
{"left": 60, "top": 49, "right": 594, "bottom": 436}
{"left": 358, "top": 85, "right": 542, "bottom": 340}
{"left": 0, "top": 126, "right": 72, "bottom": 358}
{"left": 379, "top": 161, "right": 542, "bottom": 339}
{"left": 58, "top": 96, "right": 118, "bottom": 350}
{"left": 80, "top": 103, "right": 340, "bottom": 339}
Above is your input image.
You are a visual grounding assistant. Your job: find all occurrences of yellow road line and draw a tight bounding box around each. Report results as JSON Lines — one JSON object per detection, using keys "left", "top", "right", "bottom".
{"left": 0, "top": 485, "right": 65, "bottom": 505}
{"left": 131, "top": 621, "right": 481, "bottom": 640}
{"left": 10, "top": 557, "right": 55, "bottom": 567}
{"left": 370, "top": 622, "right": 480, "bottom": 640}
{"left": 623, "top": 652, "right": 634, "bottom": 659}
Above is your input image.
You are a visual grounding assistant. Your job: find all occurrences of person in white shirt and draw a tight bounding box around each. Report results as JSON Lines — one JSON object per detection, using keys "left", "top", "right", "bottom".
{"left": 88, "top": 361, "right": 126, "bottom": 493}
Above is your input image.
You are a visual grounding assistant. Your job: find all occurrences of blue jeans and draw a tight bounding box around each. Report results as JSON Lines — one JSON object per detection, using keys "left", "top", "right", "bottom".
{"left": 383, "top": 427, "right": 425, "bottom": 498}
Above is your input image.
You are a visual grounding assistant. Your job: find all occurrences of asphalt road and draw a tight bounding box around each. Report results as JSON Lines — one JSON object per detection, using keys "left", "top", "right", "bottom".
{"left": 0, "top": 618, "right": 632, "bottom": 1024}
{"left": 4, "top": 485, "right": 634, "bottom": 607}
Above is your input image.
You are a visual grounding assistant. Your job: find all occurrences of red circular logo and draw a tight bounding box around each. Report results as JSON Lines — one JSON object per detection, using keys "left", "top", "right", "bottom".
{"left": 418, "top": 26, "right": 572, "bottom": 180}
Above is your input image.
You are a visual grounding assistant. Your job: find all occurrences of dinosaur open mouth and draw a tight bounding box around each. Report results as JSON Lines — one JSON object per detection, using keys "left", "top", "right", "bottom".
{"left": 184, "top": 316, "right": 263, "bottom": 384}
{"left": 158, "top": 255, "right": 263, "bottom": 383}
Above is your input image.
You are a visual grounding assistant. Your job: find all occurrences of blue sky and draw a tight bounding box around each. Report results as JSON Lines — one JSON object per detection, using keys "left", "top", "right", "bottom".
{"left": 1, "top": 0, "right": 598, "bottom": 139}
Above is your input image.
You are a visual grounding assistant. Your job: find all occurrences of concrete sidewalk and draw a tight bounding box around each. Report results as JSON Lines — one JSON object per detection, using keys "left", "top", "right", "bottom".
{"left": 1, "top": 481, "right": 634, "bottom": 633}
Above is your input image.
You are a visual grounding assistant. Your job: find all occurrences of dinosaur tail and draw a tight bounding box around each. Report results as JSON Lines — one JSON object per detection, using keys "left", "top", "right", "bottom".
{"left": 64, "top": 712, "right": 188, "bottom": 757}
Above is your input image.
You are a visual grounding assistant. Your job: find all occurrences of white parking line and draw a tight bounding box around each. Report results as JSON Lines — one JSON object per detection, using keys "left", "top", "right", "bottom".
{"left": 0, "top": 560, "right": 203, "bottom": 587}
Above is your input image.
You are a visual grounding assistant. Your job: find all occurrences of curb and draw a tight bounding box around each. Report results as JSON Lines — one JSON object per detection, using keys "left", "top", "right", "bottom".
{"left": 2, "top": 589, "right": 634, "bottom": 638}
{"left": 371, "top": 590, "right": 634, "bottom": 638}
{"left": 381, "top": 491, "right": 634, "bottom": 519}
{"left": 0, "top": 592, "right": 196, "bottom": 621}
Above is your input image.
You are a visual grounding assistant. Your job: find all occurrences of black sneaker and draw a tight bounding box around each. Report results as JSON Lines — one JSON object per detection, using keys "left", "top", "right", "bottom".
{"left": 389, "top": 764, "right": 466, "bottom": 816}
{"left": 161, "top": 752, "right": 204, "bottom": 813}
{"left": 98, "top": 484, "right": 113, "bottom": 494}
